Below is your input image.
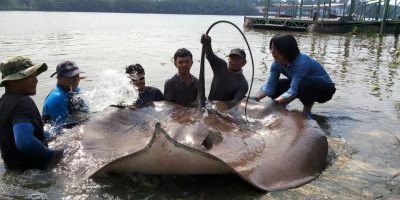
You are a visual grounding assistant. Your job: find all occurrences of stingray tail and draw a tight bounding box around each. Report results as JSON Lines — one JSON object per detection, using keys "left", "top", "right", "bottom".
{"left": 196, "top": 45, "right": 206, "bottom": 111}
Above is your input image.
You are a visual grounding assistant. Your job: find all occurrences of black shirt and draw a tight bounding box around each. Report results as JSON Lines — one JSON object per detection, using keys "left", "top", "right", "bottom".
{"left": 206, "top": 53, "right": 249, "bottom": 107}
{"left": 0, "top": 92, "right": 48, "bottom": 170}
{"left": 164, "top": 74, "right": 198, "bottom": 107}
{"left": 135, "top": 86, "right": 164, "bottom": 108}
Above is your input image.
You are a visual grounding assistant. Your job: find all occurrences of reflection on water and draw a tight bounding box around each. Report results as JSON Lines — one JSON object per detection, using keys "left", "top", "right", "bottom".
{"left": 0, "top": 12, "right": 399, "bottom": 199}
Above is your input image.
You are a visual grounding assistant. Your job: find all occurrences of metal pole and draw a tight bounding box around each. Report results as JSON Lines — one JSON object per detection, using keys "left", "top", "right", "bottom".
{"left": 292, "top": 2, "right": 295, "bottom": 19}
{"left": 265, "top": 0, "right": 270, "bottom": 19}
{"left": 299, "top": 0, "right": 304, "bottom": 19}
{"left": 278, "top": 1, "right": 282, "bottom": 17}
{"left": 328, "top": 0, "right": 332, "bottom": 17}
{"left": 316, "top": 0, "right": 321, "bottom": 20}
{"left": 380, "top": 0, "right": 390, "bottom": 34}
{"left": 376, "top": 0, "right": 382, "bottom": 21}
{"left": 349, "top": 0, "right": 356, "bottom": 18}
{"left": 244, "top": 0, "right": 247, "bottom": 18}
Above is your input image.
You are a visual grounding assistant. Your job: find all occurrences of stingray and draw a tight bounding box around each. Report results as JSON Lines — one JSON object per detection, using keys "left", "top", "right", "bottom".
{"left": 76, "top": 21, "right": 328, "bottom": 191}
{"left": 77, "top": 99, "right": 328, "bottom": 192}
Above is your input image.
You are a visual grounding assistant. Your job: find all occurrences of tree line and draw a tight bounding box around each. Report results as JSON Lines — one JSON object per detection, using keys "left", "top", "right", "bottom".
{"left": 0, "top": 0, "right": 265, "bottom": 15}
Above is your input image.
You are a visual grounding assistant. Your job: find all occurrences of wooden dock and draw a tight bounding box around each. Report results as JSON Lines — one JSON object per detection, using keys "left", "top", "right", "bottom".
{"left": 246, "top": 0, "right": 400, "bottom": 34}
{"left": 244, "top": 16, "right": 400, "bottom": 34}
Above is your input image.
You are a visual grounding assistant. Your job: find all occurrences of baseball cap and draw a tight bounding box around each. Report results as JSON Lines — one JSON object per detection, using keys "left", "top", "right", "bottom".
{"left": 228, "top": 48, "right": 246, "bottom": 60}
{"left": 50, "top": 60, "right": 83, "bottom": 78}
{"left": 0, "top": 56, "right": 47, "bottom": 87}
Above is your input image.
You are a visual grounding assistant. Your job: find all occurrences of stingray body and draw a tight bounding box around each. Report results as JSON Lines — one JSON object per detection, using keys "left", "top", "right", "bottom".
{"left": 80, "top": 99, "right": 328, "bottom": 191}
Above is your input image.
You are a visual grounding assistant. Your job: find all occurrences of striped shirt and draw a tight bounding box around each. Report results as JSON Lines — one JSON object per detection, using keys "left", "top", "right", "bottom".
{"left": 164, "top": 74, "right": 198, "bottom": 107}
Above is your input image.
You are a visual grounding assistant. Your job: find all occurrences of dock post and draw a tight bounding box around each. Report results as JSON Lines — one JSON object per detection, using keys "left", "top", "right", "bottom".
{"left": 328, "top": 0, "right": 332, "bottom": 17}
{"left": 376, "top": 0, "right": 382, "bottom": 21}
{"left": 349, "top": 0, "right": 355, "bottom": 18}
{"left": 292, "top": 2, "right": 295, "bottom": 19}
{"left": 380, "top": 0, "right": 390, "bottom": 35}
{"left": 299, "top": 0, "right": 304, "bottom": 19}
{"left": 396, "top": 15, "right": 400, "bottom": 36}
{"left": 313, "top": 0, "right": 321, "bottom": 21}
{"left": 278, "top": 1, "right": 282, "bottom": 17}
{"left": 265, "top": 0, "right": 270, "bottom": 19}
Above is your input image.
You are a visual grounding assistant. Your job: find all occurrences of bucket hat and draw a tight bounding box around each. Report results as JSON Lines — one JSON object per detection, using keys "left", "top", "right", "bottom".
{"left": 0, "top": 56, "right": 47, "bottom": 87}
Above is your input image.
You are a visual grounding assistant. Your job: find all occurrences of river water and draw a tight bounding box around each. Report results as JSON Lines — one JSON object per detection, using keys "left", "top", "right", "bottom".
{"left": 0, "top": 11, "right": 399, "bottom": 199}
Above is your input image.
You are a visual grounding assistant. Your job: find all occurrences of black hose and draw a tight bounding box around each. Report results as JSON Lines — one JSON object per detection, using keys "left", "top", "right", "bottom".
{"left": 196, "top": 20, "right": 255, "bottom": 121}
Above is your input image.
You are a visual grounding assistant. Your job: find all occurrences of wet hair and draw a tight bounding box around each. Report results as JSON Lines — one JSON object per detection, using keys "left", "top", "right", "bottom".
{"left": 125, "top": 63, "right": 145, "bottom": 75}
{"left": 173, "top": 48, "right": 193, "bottom": 61}
{"left": 269, "top": 34, "right": 300, "bottom": 63}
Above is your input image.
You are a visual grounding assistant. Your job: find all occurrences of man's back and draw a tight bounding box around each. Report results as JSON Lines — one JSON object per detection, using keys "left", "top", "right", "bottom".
{"left": 0, "top": 93, "right": 48, "bottom": 170}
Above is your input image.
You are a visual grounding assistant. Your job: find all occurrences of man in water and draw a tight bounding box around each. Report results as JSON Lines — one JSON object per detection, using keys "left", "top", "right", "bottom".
{"left": 201, "top": 34, "right": 248, "bottom": 110}
{"left": 252, "top": 34, "right": 336, "bottom": 118}
{"left": 0, "top": 56, "right": 63, "bottom": 170}
{"left": 42, "top": 60, "right": 89, "bottom": 133}
{"left": 164, "top": 48, "right": 198, "bottom": 107}
{"left": 125, "top": 63, "right": 164, "bottom": 108}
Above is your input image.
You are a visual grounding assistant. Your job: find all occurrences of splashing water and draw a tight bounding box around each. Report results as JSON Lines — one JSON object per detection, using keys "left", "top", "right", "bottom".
{"left": 79, "top": 69, "right": 138, "bottom": 112}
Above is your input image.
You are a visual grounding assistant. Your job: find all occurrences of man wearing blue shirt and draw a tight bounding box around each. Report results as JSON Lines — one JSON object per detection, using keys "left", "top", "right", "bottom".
{"left": 253, "top": 34, "right": 336, "bottom": 118}
{"left": 0, "top": 56, "right": 63, "bottom": 170}
{"left": 42, "top": 60, "right": 88, "bottom": 133}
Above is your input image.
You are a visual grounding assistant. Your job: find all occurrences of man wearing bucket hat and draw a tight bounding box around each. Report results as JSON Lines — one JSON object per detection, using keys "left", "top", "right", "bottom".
{"left": 201, "top": 34, "right": 248, "bottom": 110}
{"left": 42, "top": 60, "right": 89, "bottom": 133}
{"left": 0, "top": 56, "right": 64, "bottom": 170}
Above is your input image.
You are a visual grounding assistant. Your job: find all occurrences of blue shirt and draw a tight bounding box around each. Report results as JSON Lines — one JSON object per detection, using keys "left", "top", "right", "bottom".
{"left": 261, "top": 53, "right": 334, "bottom": 99}
{"left": 42, "top": 85, "right": 88, "bottom": 131}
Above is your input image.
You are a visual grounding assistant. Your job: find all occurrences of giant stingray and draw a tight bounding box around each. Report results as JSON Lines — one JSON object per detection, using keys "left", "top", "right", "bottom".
{"left": 77, "top": 22, "right": 328, "bottom": 191}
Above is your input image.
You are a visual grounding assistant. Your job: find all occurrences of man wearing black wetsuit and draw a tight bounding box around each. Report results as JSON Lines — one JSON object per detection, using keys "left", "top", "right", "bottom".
{"left": 0, "top": 56, "right": 63, "bottom": 170}
{"left": 201, "top": 34, "right": 248, "bottom": 109}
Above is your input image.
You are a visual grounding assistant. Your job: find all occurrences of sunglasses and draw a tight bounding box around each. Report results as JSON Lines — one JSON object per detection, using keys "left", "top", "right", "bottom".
{"left": 131, "top": 76, "right": 145, "bottom": 82}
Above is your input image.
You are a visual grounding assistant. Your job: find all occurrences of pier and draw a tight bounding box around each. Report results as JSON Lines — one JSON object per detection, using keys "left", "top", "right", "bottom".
{"left": 244, "top": 0, "right": 400, "bottom": 34}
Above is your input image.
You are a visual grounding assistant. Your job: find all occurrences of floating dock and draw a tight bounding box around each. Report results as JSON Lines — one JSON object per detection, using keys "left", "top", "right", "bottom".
{"left": 244, "top": 16, "right": 400, "bottom": 34}
{"left": 245, "top": 0, "right": 400, "bottom": 34}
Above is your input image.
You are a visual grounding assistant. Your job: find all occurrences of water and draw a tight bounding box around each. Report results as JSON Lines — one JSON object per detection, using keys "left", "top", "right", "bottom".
{"left": 0, "top": 11, "right": 399, "bottom": 199}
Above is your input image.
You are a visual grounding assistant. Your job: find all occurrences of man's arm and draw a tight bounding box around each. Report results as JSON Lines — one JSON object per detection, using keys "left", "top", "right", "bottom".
{"left": 201, "top": 34, "right": 213, "bottom": 57}
{"left": 225, "top": 82, "right": 248, "bottom": 108}
{"left": 13, "top": 123, "right": 53, "bottom": 160}
{"left": 259, "top": 63, "right": 281, "bottom": 99}
{"left": 201, "top": 34, "right": 227, "bottom": 74}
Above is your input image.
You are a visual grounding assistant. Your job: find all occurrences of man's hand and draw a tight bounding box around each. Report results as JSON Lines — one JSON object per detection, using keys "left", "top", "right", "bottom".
{"left": 48, "top": 145, "right": 65, "bottom": 169}
{"left": 201, "top": 34, "right": 211, "bottom": 45}
{"left": 248, "top": 96, "right": 259, "bottom": 102}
